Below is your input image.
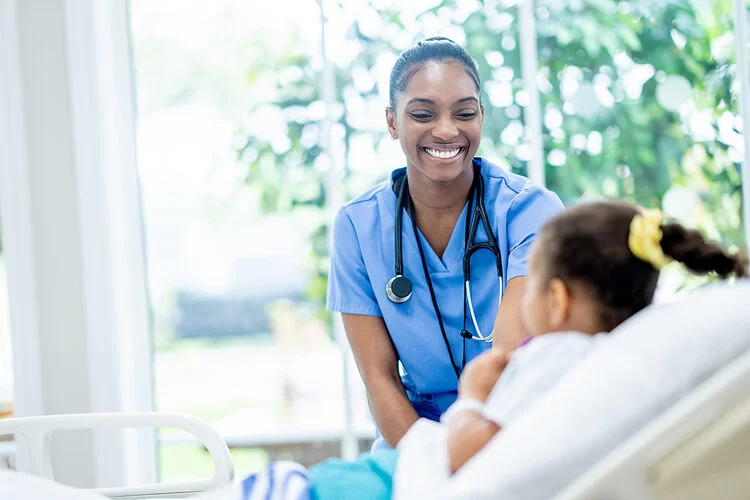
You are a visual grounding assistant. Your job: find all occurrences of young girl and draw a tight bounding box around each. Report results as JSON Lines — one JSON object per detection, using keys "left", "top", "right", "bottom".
{"left": 444, "top": 200, "right": 749, "bottom": 473}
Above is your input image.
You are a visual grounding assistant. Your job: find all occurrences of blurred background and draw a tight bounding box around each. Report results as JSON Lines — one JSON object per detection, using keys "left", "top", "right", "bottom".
{"left": 0, "top": 0, "right": 746, "bottom": 483}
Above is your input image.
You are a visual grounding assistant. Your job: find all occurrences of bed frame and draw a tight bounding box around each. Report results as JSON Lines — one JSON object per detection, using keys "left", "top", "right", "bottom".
{"left": 0, "top": 412, "right": 234, "bottom": 499}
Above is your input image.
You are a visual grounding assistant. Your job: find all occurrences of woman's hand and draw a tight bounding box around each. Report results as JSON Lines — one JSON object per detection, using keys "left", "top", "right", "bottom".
{"left": 459, "top": 348, "right": 511, "bottom": 402}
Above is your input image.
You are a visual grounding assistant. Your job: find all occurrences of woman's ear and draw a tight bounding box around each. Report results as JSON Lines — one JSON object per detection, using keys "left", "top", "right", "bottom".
{"left": 546, "top": 278, "right": 571, "bottom": 329}
{"left": 386, "top": 107, "right": 398, "bottom": 140}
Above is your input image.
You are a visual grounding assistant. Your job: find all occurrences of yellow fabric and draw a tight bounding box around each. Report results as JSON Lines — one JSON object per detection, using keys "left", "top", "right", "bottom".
{"left": 628, "top": 209, "right": 672, "bottom": 270}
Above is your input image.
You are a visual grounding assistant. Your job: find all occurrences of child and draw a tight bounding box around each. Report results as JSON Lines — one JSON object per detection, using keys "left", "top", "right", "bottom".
{"left": 444, "top": 200, "right": 749, "bottom": 472}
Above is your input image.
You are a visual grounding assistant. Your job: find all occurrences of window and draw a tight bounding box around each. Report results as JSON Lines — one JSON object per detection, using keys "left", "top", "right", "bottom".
{"left": 128, "top": 0, "right": 746, "bottom": 480}
{"left": 129, "top": 0, "right": 371, "bottom": 481}
{"left": 534, "top": 0, "right": 744, "bottom": 292}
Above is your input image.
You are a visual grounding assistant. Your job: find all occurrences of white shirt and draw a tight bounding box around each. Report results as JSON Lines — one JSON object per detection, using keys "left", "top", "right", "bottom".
{"left": 482, "top": 332, "right": 605, "bottom": 426}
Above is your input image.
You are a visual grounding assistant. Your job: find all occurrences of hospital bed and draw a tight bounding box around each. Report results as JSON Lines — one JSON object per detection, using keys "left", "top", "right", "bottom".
{"left": 0, "top": 412, "right": 235, "bottom": 499}
{"left": 3, "top": 280, "right": 750, "bottom": 499}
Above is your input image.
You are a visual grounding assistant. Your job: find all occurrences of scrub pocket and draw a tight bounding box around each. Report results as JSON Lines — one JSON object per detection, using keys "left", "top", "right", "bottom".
{"left": 409, "top": 393, "right": 442, "bottom": 422}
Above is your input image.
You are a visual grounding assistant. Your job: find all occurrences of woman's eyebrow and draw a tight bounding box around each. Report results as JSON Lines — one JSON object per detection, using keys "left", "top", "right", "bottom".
{"left": 406, "top": 97, "right": 436, "bottom": 105}
{"left": 405, "top": 96, "right": 479, "bottom": 106}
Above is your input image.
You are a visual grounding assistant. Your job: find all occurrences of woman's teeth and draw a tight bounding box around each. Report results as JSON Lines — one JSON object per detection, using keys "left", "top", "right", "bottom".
{"left": 424, "top": 147, "right": 461, "bottom": 159}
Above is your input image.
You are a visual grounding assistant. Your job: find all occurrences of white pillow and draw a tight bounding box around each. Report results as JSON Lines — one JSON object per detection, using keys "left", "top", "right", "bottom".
{"left": 443, "top": 280, "right": 750, "bottom": 500}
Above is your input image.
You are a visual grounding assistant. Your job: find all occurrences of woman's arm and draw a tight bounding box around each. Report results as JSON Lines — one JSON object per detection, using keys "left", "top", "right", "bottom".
{"left": 342, "top": 313, "right": 419, "bottom": 447}
{"left": 496, "top": 183, "right": 564, "bottom": 349}
{"left": 492, "top": 276, "right": 527, "bottom": 351}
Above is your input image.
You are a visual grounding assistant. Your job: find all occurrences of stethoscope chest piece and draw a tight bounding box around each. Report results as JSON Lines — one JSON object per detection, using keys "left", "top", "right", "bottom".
{"left": 386, "top": 275, "right": 412, "bottom": 303}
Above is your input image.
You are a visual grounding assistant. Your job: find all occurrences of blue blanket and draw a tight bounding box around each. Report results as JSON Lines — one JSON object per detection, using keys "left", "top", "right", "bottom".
{"left": 238, "top": 450, "right": 399, "bottom": 500}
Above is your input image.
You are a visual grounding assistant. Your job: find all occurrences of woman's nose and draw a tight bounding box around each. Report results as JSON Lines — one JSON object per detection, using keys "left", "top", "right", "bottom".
{"left": 432, "top": 116, "right": 459, "bottom": 142}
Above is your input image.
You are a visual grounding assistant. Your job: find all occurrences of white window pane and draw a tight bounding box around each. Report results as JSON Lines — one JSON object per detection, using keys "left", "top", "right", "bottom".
{"left": 128, "top": 0, "right": 372, "bottom": 481}
{"left": 535, "top": 1, "right": 744, "bottom": 295}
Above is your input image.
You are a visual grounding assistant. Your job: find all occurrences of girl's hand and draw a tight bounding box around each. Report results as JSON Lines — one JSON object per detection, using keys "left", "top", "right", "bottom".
{"left": 459, "top": 348, "right": 511, "bottom": 402}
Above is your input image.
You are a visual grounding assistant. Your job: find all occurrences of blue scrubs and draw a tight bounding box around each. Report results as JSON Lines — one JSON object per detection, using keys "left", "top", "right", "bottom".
{"left": 326, "top": 158, "right": 563, "bottom": 437}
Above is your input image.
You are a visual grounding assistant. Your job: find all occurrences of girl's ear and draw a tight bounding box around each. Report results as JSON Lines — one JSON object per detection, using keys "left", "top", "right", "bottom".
{"left": 386, "top": 107, "right": 398, "bottom": 139}
{"left": 546, "top": 278, "right": 571, "bottom": 329}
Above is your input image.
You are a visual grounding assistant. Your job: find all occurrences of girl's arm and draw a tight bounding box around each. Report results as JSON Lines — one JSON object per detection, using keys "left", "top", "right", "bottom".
{"left": 446, "top": 348, "right": 511, "bottom": 472}
{"left": 446, "top": 407, "right": 501, "bottom": 472}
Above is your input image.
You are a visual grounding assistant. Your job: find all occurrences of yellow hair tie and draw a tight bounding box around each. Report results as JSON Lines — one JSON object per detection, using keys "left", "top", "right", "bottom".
{"left": 628, "top": 209, "right": 672, "bottom": 270}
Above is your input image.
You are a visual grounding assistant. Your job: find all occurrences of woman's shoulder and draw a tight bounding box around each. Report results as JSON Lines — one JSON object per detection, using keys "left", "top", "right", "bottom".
{"left": 335, "top": 170, "right": 399, "bottom": 225}
{"left": 477, "top": 157, "right": 562, "bottom": 208}
{"left": 478, "top": 157, "right": 529, "bottom": 194}
{"left": 342, "top": 175, "right": 391, "bottom": 209}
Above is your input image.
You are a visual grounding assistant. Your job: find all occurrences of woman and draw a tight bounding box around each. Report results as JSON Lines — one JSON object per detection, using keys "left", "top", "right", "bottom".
{"left": 327, "top": 37, "right": 563, "bottom": 450}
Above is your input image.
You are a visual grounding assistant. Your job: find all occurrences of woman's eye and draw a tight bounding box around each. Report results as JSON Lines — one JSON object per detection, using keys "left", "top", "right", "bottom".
{"left": 457, "top": 112, "right": 477, "bottom": 119}
{"left": 409, "top": 112, "right": 432, "bottom": 120}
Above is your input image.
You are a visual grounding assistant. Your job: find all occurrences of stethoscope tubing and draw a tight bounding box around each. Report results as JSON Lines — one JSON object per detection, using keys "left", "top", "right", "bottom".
{"left": 387, "top": 164, "right": 504, "bottom": 347}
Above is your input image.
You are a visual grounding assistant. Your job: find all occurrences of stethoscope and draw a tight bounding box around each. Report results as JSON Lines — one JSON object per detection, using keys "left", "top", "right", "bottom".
{"left": 385, "top": 162, "right": 503, "bottom": 377}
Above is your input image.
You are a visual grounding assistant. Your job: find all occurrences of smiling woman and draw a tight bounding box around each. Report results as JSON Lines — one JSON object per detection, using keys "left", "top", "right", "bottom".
{"left": 388, "top": 61, "right": 482, "bottom": 187}
{"left": 326, "top": 37, "right": 564, "bottom": 452}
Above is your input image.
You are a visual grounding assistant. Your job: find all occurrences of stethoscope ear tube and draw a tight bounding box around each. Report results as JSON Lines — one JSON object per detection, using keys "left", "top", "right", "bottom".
{"left": 387, "top": 171, "right": 413, "bottom": 303}
{"left": 394, "top": 172, "right": 408, "bottom": 278}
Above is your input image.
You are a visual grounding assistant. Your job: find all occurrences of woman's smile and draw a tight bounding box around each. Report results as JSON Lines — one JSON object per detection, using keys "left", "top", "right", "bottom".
{"left": 421, "top": 146, "right": 466, "bottom": 161}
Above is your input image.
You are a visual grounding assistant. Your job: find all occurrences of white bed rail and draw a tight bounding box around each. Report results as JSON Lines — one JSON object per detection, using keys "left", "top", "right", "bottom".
{"left": 0, "top": 412, "right": 235, "bottom": 499}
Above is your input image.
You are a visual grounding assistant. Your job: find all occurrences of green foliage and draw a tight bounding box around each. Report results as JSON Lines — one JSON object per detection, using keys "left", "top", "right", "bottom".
{"left": 235, "top": 0, "right": 746, "bottom": 308}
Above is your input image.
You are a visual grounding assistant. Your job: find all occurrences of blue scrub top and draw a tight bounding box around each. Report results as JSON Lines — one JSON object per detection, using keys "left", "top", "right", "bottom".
{"left": 326, "top": 158, "right": 563, "bottom": 418}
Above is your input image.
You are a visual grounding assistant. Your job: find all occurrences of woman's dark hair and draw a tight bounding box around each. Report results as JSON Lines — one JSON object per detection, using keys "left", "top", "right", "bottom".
{"left": 388, "top": 37, "right": 481, "bottom": 109}
{"left": 535, "top": 200, "right": 749, "bottom": 332}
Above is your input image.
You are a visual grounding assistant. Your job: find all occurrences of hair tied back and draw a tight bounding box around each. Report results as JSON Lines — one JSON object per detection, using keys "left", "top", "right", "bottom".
{"left": 628, "top": 209, "right": 672, "bottom": 270}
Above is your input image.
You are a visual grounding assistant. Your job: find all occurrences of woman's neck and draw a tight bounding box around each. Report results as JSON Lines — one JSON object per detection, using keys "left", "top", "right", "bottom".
{"left": 406, "top": 166, "right": 474, "bottom": 217}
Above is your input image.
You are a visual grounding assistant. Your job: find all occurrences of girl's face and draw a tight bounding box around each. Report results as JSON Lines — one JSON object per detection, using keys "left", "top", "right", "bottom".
{"left": 386, "top": 60, "right": 484, "bottom": 183}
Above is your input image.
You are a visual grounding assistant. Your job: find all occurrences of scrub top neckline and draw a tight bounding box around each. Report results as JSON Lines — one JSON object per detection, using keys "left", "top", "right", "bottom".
{"left": 386, "top": 164, "right": 482, "bottom": 275}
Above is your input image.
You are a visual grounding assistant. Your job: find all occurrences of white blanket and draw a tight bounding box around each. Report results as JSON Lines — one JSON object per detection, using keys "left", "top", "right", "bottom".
{"left": 393, "top": 419, "right": 450, "bottom": 499}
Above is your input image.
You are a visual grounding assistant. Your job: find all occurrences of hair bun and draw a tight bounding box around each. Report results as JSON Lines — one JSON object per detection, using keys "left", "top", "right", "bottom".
{"left": 421, "top": 36, "right": 456, "bottom": 44}
{"left": 733, "top": 249, "right": 750, "bottom": 278}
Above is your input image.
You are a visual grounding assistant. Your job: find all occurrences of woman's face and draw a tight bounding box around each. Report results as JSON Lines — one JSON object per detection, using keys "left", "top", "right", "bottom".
{"left": 386, "top": 60, "right": 484, "bottom": 183}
